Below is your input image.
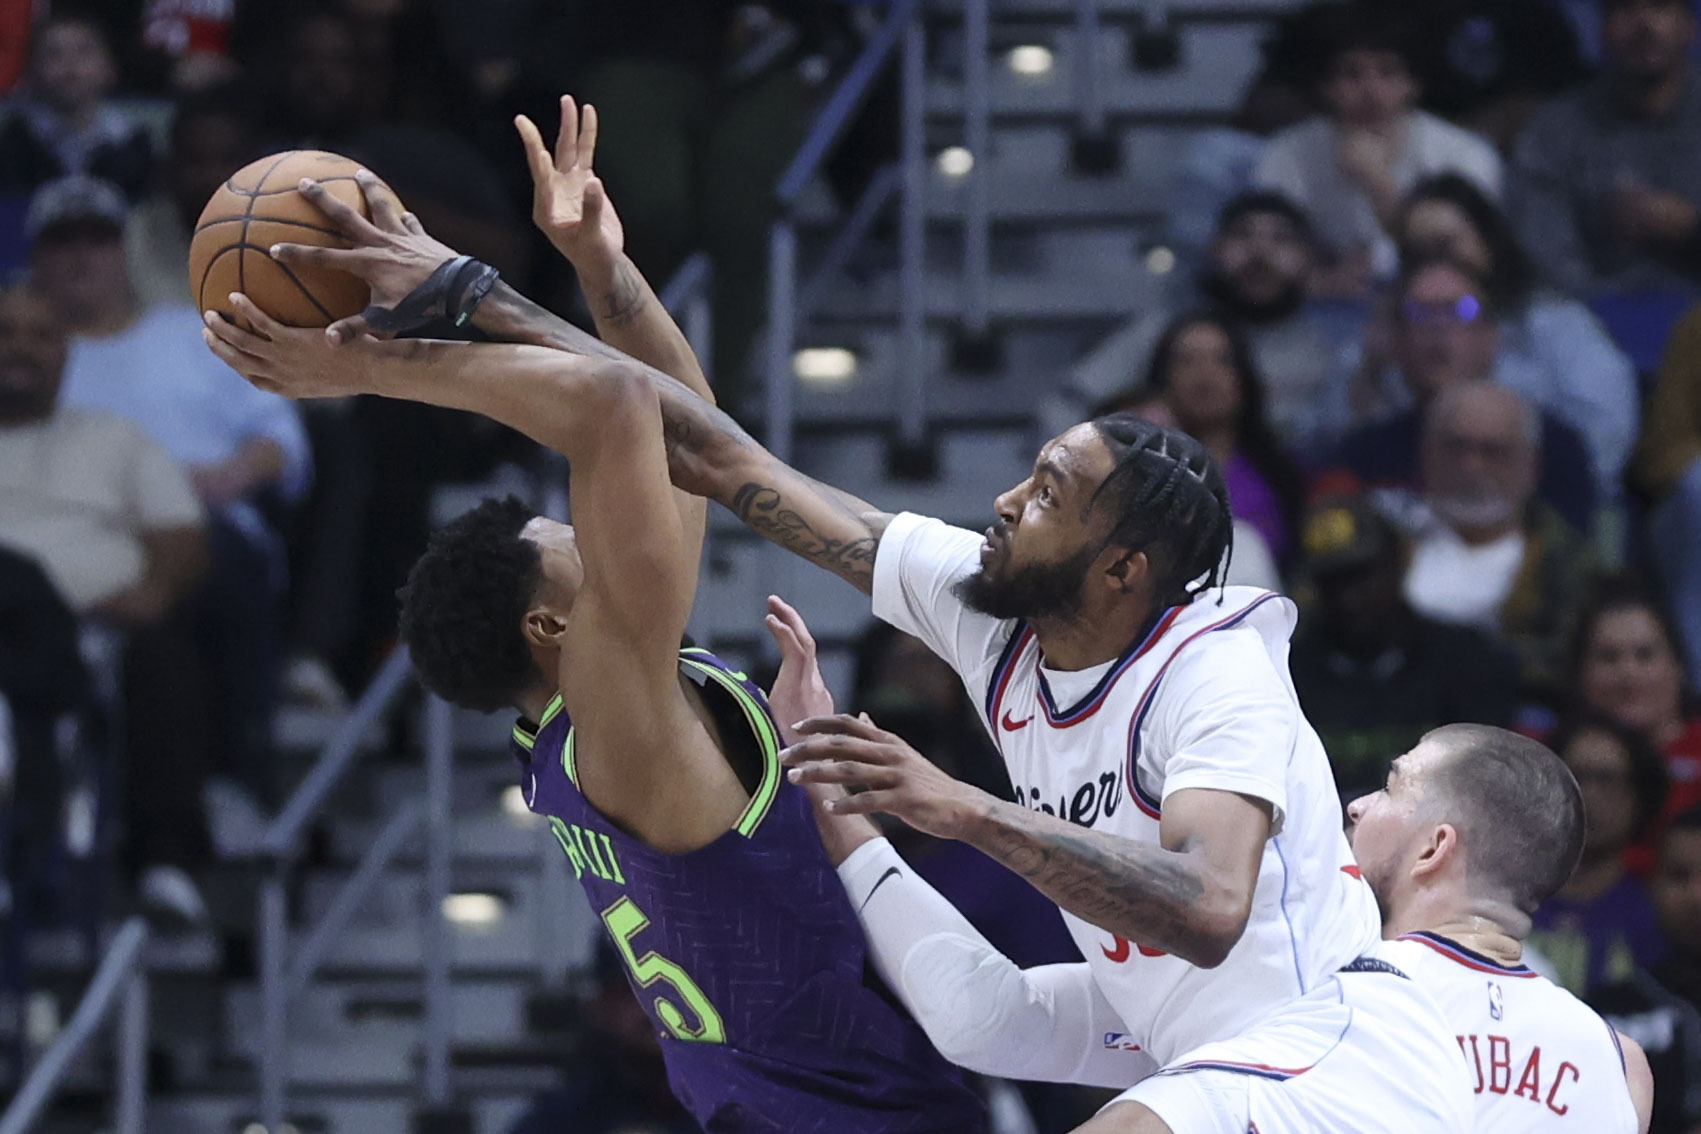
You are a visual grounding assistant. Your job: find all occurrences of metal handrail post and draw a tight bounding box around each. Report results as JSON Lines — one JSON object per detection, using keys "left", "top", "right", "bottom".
{"left": 1075, "top": 0, "right": 1106, "bottom": 139}
{"left": 0, "top": 918, "right": 149, "bottom": 1134}
{"left": 764, "top": 223, "right": 798, "bottom": 467}
{"left": 897, "top": 12, "right": 929, "bottom": 447}
{"left": 963, "top": 0, "right": 992, "bottom": 336}
{"left": 114, "top": 965, "right": 148, "bottom": 1134}
{"left": 421, "top": 694, "right": 453, "bottom": 1106}
{"left": 258, "top": 874, "right": 289, "bottom": 1132}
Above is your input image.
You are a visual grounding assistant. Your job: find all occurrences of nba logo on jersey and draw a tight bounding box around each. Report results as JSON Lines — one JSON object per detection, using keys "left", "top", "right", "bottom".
{"left": 1488, "top": 982, "right": 1504, "bottom": 1021}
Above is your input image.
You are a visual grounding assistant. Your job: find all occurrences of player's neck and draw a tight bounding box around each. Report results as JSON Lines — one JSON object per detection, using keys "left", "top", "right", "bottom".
{"left": 1031, "top": 599, "right": 1157, "bottom": 672}
{"left": 516, "top": 687, "right": 558, "bottom": 727}
{"left": 1427, "top": 920, "right": 1524, "bottom": 968}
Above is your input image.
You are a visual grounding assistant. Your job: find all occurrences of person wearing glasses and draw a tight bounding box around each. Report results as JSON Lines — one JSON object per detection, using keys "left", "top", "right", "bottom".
{"left": 1324, "top": 255, "right": 1598, "bottom": 536}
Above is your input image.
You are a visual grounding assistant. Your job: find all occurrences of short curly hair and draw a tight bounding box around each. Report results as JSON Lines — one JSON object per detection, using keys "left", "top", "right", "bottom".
{"left": 397, "top": 496, "right": 545, "bottom": 712}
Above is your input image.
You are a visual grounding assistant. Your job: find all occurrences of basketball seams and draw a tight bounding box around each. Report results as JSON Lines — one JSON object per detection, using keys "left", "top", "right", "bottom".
{"left": 194, "top": 151, "right": 381, "bottom": 326}
{"left": 193, "top": 215, "right": 347, "bottom": 239}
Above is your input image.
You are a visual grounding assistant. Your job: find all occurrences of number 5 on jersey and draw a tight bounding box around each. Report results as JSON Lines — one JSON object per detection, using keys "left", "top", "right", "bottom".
{"left": 602, "top": 896, "right": 727, "bottom": 1044}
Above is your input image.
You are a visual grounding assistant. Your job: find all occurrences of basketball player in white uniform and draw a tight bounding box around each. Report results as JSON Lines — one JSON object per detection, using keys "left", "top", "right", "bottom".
{"left": 1348, "top": 723, "right": 1655, "bottom": 1133}
{"left": 199, "top": 173, "right": 1471, "bottom": 1128}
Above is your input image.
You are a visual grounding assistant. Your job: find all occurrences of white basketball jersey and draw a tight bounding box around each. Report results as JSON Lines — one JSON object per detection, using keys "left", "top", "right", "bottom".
{"left": 872, "top": 514, "right": 1382, "bottom": 1067}
{"left": 1381, "top": 932, "right": 1639, "bottom": 1132}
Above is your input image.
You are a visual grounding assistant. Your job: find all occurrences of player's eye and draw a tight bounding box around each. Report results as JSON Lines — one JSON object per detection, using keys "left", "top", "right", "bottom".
{"left": 1038, "top": 485, "right": 1055, "bottom": 506}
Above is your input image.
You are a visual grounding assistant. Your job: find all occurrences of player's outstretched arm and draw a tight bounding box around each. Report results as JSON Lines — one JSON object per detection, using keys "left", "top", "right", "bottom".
{"left": 514, "top": 96, "right": 710, "bottom": 406}
{"left": 784, "top": 715, "right": 1271, "bottom": 969}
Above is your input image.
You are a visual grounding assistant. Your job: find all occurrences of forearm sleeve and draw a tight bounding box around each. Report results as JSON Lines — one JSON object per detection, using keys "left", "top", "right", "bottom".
{"left": 838, "top": 838, "right": 1154, "bottom": 1089}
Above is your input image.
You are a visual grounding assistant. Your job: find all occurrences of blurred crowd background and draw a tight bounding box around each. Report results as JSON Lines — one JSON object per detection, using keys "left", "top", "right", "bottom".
{"left": 7, "top": 0, "right": 1701, "bottom": 1132}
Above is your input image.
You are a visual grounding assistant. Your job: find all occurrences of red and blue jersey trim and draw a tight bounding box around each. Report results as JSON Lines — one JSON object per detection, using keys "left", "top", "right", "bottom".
{"left": 984, "top": 624, "right": 1038, "bottom": 731}
{"left": 1163, "top": 1058, "right": 1315, "bottom": 1082}
{"left": 1034, "top": 606, "right": 1182, "bottom": 727}
{"left": 1122, "top": 592, "right": 1284, "bottom": 811}
{"left": 1398, "top": 931, "right": 1539, "bottom": 978}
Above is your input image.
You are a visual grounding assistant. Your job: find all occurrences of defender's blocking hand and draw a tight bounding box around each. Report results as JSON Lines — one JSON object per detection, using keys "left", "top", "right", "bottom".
{"left": 515, "top": 95, "right": 626, "bottom": 271}
{"left": 267, "top": 169, "right": 461, "bottom": 345}
{"left": 782, "top": 714, "right": 992, "bottom": 842}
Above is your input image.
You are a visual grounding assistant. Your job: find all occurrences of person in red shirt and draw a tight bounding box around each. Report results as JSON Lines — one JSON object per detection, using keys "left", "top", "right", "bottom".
{"left": 1572, "top": 575, "right": 1701, "bottom": 850}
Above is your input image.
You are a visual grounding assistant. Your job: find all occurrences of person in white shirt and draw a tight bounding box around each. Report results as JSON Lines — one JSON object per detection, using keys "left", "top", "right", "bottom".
{"left": 1348, "top": 723, "right": 1656, "bottom": 1132}
{"left": 1403, "top": 380, "right": 1595, "bottom": 695}
{"left": 199, "top": 178, "right": 1473, "bottom": 1130}
{"left": 1253, "top": 5, "right": 1501, "bottom": 287}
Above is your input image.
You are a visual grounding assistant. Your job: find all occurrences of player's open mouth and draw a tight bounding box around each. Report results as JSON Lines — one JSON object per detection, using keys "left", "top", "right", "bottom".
{"left": 980, "top": 526, "right": 1002, "bottom": 561}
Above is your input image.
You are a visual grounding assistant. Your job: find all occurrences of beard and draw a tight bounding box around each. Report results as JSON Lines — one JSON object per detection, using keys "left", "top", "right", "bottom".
{"left": 952, "top": 541, "right": 1098, "bottom": 623}
{"left": 1429, "top": 490, "right": 1519, "bottom": 531}
{"left": 1202, "top": 266, "right": 1305, "bottom": 325}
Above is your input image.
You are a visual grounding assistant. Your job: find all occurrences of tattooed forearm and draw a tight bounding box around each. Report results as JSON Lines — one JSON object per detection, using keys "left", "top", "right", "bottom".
{"left": 963, "top": 800, "right": 1242, "bottom": 967}
{"left": 729, "top": 482, "right": 880, "bottom": 589}
{"left": 599, "top": 260, "right": 648, "bottom": 327}
{"left": 474, "top": 282, "right": 623, "bottom": 359}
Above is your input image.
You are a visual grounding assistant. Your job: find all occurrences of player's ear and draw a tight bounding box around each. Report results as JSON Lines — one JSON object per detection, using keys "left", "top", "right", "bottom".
{"left": 1096, "top": 547, "right": 1149, "bottom": 597}
{"left": 1411, "top": 822, "right": 1460, "bottom": 882}
{"left": 521, "top": 607, "right": 569, "bottom": 649}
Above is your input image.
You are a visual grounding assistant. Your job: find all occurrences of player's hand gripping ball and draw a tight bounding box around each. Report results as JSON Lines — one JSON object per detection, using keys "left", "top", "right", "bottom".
{"left": 187, "top": 150, "right": 403, "bottom": 328}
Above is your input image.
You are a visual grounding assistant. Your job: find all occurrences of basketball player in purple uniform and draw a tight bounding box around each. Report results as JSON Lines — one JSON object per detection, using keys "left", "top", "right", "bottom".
{"left": 206, "top": 101, "right": 984, "bottom": 1132}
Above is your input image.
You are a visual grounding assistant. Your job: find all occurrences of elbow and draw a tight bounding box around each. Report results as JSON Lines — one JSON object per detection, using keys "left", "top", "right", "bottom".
{"left": 1185, "top": 893, "right": 1254, "bottom": 970}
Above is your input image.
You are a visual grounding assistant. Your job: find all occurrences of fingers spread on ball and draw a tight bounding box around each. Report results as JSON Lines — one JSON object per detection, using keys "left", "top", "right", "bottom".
{"left": 298, "top": 178, "right": 378, "bottom": 239}
{"left": 356, "top": 169, "right": 406, "bottom": 233}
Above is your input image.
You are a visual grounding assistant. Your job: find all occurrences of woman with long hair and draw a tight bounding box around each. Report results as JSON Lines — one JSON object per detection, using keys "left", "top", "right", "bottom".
{"left": 1136, "top": 311, "right": 1305, "bottom": 566}
{"left": 1571, "top": 575, "right": 1701, "bottom": 836}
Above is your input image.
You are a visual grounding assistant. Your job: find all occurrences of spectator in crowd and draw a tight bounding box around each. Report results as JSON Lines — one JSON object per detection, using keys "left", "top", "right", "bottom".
{"left": 1402, "top": 381, "right": 1594, "bottom": 696}
{"left": 1595, "top": 806, "right": 1701, "bottom": 1134}
{"left": 254, "top": 7, "right": 375, "bottom": 150}
{"left": 0, "top": 547, "right": 90, "bottom": 926}
{"left": 1288, "top": 494, "right": 1519, "bottom": 801}
{"left": 0, "top": 14, "right": 153, "bottom": 202}
{"left": 1513, "top": 0, "right": 1701, "bottom": 294}
{"left": 1055, "top": 192, "right": 1362, "bottom": 449}
{"left": 1635, "top": 301, "right": 1701, "bottom": 686}
{"left": 1140, "top": 313, "right": 1303, "bottom": 565}
{"left": 1390, "top": 173, "right": 1638, "bottom": 501}
{"left": 1253, "top": 2, "right": 1501, "bottom": 289}
{"left": 1407, "top": 0, "right": 1590, "bottom": 151}
{"left": 1573, "top": 577, "right": 1701, "bottom": 838}
{"left": 1328, "top": 256, "right": 1598, "bottom": 533}
{"left": 1531, "top": 714, "right": 1669, "bottom": 997}
{"left": 128, "top": 83, "right": 264, "bottom": 308}
{"left": 0, "top": 282, "right": 212, "bottom": 922}
{"left": 565, "top": 2, "right": 821, "bottom": 403}
{"left": 26, "top": 175, "right": 310, "bottom": 834}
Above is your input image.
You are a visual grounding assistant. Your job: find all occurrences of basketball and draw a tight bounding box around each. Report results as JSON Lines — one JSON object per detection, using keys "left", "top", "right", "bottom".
{"left": 188, "top": 150, "right": 400, "bottom": 328}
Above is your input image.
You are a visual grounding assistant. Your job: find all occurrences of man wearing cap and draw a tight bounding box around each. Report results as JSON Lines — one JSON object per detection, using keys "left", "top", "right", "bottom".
{"left": 26, "top": 174, "right": 310, "bottom": 842}
{"left": 1290, "top": 492, "right": 1521, "bottom": 801}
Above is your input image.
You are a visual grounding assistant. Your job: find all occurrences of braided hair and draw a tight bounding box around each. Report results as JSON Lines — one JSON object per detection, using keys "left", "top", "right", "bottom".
{"left": 1088, "top": 413, "right": 1235, "bottom": 608}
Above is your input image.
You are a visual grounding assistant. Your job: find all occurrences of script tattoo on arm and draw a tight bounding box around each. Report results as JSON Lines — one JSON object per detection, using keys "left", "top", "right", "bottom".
{"left": 964, "top": 800, "right": 1246, "bottom": 968}
{"left": 729, "top": 482, "right": 884, "bottom": 590}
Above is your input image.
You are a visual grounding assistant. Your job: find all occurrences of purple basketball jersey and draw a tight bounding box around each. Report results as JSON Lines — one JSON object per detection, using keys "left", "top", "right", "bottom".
{"left": 512, "top": 648, "right": 987, "bottom": 1133}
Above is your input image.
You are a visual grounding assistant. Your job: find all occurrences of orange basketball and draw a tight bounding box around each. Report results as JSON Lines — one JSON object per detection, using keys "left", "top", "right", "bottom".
{"left": 188, "top": 150, "right": 401, "bottom": 328}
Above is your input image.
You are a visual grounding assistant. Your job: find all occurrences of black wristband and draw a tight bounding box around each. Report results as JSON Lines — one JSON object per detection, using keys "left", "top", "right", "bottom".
{"left": 359, "top": 255, "right": 501, "bottom": 335}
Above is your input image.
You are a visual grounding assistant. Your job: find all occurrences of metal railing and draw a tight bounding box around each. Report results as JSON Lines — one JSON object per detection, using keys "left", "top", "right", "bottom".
{"left": 766, "top": 0, "right": 922, "bottom": 465}
{"left": 0, "top": 918, "right": 150, "bottom": 1134}
{"left": 254, "top": 648, "right": 439, "bottom": 1132}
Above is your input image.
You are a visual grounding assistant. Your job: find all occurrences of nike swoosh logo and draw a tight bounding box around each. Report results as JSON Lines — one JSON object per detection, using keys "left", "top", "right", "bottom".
{"left": 860, "top": 867, "right": 902, "bottom": 910}
{"left": 1001, "top": 710, "right": 1033, "bottom": 732}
